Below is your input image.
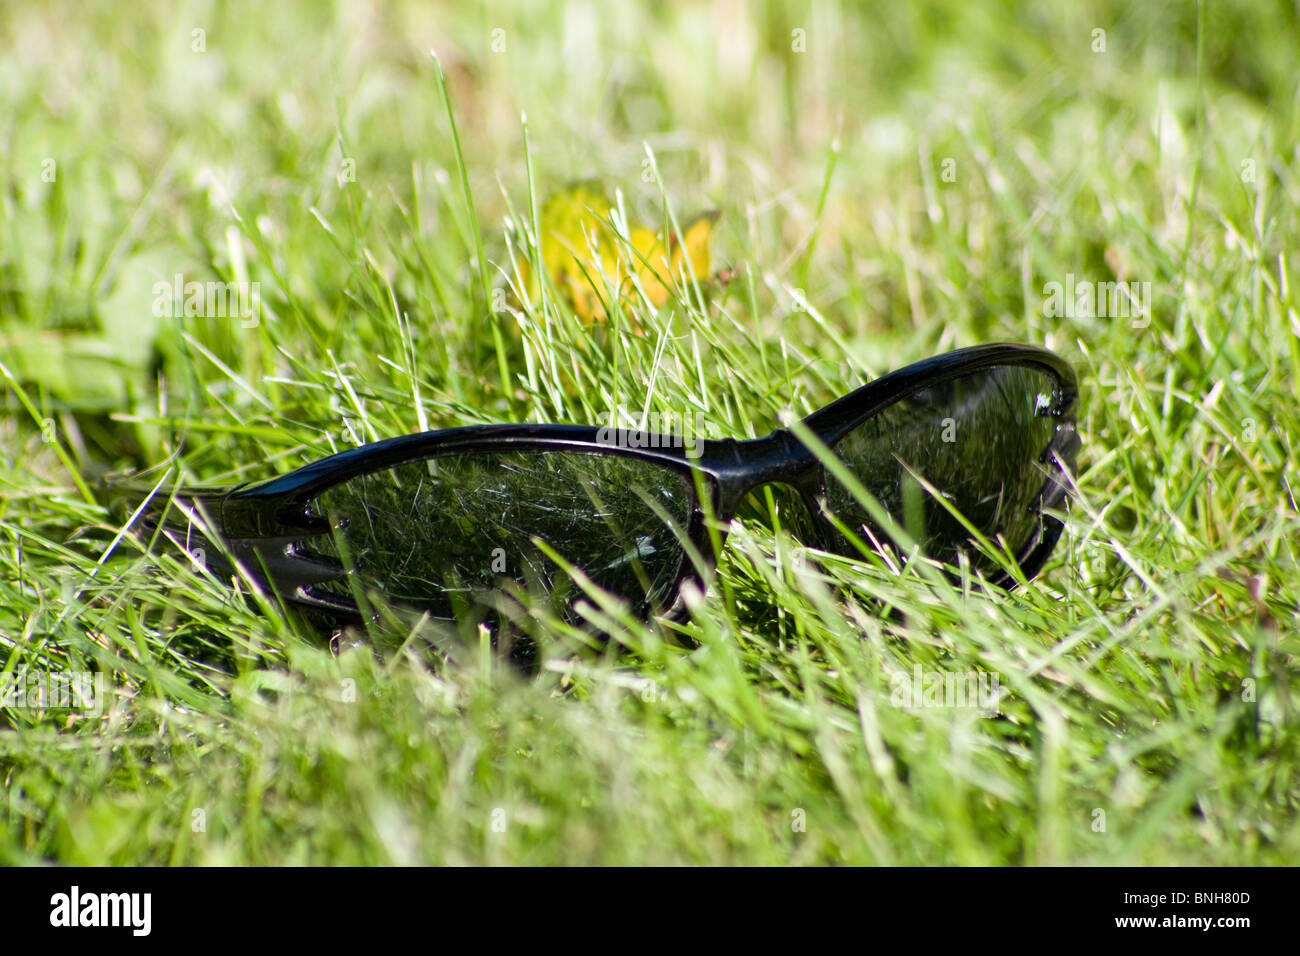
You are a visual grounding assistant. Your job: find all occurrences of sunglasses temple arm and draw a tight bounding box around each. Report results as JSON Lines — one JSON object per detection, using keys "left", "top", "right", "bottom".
{"left": 103, "top": 475, "right": 357, "bottom": 615}
{"left": 102, "top": 472, "right": 240, "bottom": 530}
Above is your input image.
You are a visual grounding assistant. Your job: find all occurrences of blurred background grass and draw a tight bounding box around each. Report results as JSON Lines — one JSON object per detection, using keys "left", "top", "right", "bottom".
{"left": 1, "top": 0, "right": 1298, "bottom": 864}
{"left": 5, "top": 1, "right": 1294, "bottom": 435}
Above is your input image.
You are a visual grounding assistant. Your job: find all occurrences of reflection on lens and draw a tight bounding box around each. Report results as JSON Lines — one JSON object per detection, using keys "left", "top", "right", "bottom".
{"left": 823, "top": 364, "right": 1065, "bottom": 569}
{"left": 302, "top": 450, "right": 693, "bottom": 619}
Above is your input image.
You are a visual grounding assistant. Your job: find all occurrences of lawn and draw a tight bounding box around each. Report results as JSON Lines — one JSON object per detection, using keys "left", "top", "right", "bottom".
{"left": 1, "top": 0, "right": 1297, "bottom": 865}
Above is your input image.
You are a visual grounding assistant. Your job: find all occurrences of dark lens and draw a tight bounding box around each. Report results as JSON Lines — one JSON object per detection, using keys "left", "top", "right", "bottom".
{"left": 301, "top": 449, "right": 694, "bottom": 619}
{"left": 822, "top": 364, "right": 1069, "bottom": 571}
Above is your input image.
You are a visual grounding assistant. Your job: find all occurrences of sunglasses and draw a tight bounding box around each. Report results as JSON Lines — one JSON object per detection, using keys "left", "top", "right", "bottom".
{"left": 111, "top": 343, "right": 1079, "bottom": 637}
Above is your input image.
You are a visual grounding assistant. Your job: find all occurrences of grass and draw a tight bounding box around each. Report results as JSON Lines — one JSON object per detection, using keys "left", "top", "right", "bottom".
{"left": 1, "top": 0, "right": 1297, "bottom": 865}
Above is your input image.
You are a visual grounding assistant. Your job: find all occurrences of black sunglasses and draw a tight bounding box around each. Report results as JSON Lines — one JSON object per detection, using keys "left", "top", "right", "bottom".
{"left": 110, "top": 343, "right": 1079, "bottom": 636}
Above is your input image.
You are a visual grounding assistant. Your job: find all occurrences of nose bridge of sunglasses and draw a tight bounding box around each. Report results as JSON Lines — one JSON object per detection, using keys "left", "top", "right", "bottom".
{"left": 700, "top": 431, "right": 821, "bottom": 517}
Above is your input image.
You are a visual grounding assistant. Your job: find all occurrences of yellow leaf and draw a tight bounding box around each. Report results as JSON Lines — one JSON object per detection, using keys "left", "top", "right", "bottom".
{"left": 511, "top": 183, "right": 720, "bottom": 325}
{"left": 643, "top": 210, "right": 719, "bottom": 309}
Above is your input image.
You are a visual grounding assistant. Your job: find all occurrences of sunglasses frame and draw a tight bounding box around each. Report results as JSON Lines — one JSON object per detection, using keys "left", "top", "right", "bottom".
{"left": 115, "top": 342, "right": 1079, "bottom": 626}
